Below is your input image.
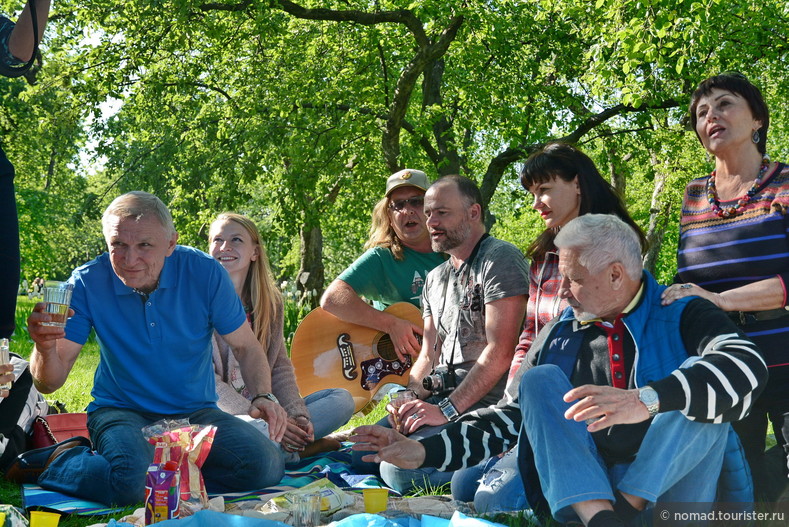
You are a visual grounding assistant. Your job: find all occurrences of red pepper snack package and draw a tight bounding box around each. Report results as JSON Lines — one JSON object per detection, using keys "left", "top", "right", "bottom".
{"left": 142, "top": 419, "right": 217, "bottom": 514}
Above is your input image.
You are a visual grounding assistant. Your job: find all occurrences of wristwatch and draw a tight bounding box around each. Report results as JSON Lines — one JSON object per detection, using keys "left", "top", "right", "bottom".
{"left": 252, "top": 392, "right": 279, "bottom": 405}
{"left": 438, "top": 397, "right": 460, "bottom": 422}
{"left": 638, "top": 386, "right": 660, "bottom": 417}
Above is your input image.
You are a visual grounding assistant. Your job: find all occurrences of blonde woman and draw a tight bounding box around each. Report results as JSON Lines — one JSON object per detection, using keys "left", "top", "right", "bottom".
{"left": 209, "top": 213, "right": 354, "bottom": 460}
{"left": 320, "top": 169, "right": 445, "bottom": 361}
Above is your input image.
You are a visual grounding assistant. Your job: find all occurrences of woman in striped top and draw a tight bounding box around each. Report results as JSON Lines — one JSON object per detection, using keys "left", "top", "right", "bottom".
{"left": 661, "top": 72, "right": 789, "bottom": 500}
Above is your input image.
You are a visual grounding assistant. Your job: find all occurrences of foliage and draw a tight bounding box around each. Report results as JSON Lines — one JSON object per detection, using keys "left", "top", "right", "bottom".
{"left": 2, "top": 1, "right": 788, "bottom": 292}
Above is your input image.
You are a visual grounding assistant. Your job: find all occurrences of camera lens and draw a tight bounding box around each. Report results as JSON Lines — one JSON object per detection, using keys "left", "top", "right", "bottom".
{"left": 422, "top": 376, "right": 433, "bottom": 391}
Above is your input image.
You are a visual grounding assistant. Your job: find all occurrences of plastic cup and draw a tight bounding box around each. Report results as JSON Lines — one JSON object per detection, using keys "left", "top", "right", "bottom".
{"left": 41, "top": 281, "right": 73, "bottom": 328}
{"left": 0, "top": 512, "right": 6, "bottom": 525}
{"left": 29, "top": 510, "right": 61, "bottom": 527}
{"left": 389, "top": 389, "right": 416, "bottom": 428}
{"left": 292, "top": 492, "right": 320, "bottom": 527}
{"left": 362, "top": 488, "right": 389, "bottom": 514}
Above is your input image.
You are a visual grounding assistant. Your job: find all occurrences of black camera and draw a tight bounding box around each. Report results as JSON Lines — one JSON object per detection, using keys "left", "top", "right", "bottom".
{"left": 422, "top": 364, "right": 457, "bottom": 396}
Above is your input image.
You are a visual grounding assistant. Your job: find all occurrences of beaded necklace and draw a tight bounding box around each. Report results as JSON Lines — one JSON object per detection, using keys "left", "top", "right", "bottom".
{"left": 706, "top": 154, "right": 770, "bottom": 218}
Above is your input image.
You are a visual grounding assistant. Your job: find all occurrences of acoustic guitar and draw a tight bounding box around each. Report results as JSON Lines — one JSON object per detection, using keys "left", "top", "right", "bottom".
{"left": 290, "top": 302, "right": 422, "bottom": 413}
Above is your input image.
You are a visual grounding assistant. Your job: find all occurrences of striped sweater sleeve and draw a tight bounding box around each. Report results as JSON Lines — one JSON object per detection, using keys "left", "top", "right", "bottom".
{"left": 419, "top": 398, "right": 521, "bottom": 471}
{"left": 419, "top": 316, "right": 557, "bottom": 470}
{"left": 649, "top": 298, "right": 768, "bottom": 423}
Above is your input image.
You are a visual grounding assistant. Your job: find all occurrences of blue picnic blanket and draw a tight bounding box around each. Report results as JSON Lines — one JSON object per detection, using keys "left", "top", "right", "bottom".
{"left": 104, "top": 510, "right": 508, "bottom": 527}
{"left": 23, "top": 446, "right": 393, "bottom": 515}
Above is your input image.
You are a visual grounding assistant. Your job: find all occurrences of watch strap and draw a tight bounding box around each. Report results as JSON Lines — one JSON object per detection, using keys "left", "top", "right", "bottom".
{"left": 439, "top": 397, "right": 459, "bottom": 421}
{"left": 251, "top": 392, "right": 279, "bottom": 405}
{"left": 638, "top": 387, "right": 659, "bottom": 417}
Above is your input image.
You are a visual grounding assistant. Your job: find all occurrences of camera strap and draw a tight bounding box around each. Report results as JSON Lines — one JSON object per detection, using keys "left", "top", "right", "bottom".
{"left": 433, "top": 232, "right": 490, "bottom": 371}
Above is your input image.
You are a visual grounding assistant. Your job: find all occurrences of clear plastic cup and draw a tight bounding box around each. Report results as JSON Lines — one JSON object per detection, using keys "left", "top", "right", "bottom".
{"left": 292, "top": 492, "right": 320, "bottom": 527}
{"left": 41, "top": 281, "right": 73, "bottom": 328}
{"left": 1, "top": 338, "right": 11, "bottom": 390}
{"left": 388, "top": 389, "right": 416, "bottom": 428}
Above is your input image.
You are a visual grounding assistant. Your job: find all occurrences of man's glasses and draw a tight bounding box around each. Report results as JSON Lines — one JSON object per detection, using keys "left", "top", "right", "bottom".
{"left": 389, "top": 196, "right": 424, "bottom": 212}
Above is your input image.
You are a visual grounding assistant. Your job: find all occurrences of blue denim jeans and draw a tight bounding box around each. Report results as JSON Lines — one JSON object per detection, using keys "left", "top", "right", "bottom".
{"left": 38, "top": 406, "right": 285, "bottom": 506}
{"left": 451, "top": 446, "right": 527, "bottom": 513}
{"left": 520, "top": 364, "right": 728, "bottom": 524}
{"left": 305, "top": 388, "right": 355, "bottom": 440}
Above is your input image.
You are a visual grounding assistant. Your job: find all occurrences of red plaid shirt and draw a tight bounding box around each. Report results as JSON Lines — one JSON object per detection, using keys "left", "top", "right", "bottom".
{"left": 508, "top": 251, "right": 567, "bottom": 381}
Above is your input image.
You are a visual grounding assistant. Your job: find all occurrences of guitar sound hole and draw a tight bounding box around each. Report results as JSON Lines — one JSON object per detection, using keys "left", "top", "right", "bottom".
{"left": 376, "top": 335, "right": 398, "bottom": 362}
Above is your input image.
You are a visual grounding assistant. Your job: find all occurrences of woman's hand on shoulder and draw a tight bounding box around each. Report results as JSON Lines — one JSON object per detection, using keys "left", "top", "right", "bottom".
{"left": 661, "top": 283, "right": 727, "bottom": 309}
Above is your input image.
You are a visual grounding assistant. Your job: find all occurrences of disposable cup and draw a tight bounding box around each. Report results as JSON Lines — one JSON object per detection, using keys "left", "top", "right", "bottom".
{"left": 292, "top": 492, "right": 320, "bottom": 527}
{"left": 0, "top": 511, "right": 6, "bottom": 525}
{"left": 29, "top": 510, "right": 61, "bottom": 527}
{"left": 362, "top": 488, "right": 389, "bottom": 514}
{"left": 389, "top": 390, "right": 416, "bottom": 428}
{"left": 41, "top": 281, "right": 73, "bottom": 328}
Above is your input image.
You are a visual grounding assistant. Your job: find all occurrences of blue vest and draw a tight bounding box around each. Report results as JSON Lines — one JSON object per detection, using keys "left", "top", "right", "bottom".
{"left": 519, "top": 271, "right": 752, "bottom": 517}
{"left": 537, "top": 271, "right": 692, "bottom": 386}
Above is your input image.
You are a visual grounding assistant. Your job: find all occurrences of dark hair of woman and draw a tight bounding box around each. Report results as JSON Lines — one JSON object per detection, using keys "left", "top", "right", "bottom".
{"left": 519, "top": 142, "right": 647, "bottom": 259}
{"left": 689, "top": 72, "right": 769, "bottom": 155}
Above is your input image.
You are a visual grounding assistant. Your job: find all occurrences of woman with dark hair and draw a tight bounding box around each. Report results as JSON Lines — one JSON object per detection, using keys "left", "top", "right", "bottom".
{"left": 661, "top": 72, "right": 789, "bottom": 499}
{"left": 451, "top": 142, "right": 646, "bottom": 513}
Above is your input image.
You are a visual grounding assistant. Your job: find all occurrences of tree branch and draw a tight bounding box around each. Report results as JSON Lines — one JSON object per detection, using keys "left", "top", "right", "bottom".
{"left": 562, "top": 99, "right": 680, "bottom": 143}
{"left": 478, "top": 98, "right": 680, "bottom": 213}
{"left": 270, "top": 1, "right": 429, "bottom": 46}
{"left": 199, "top": 1, "right": 253, "bottom": 13}
{"left": 295, "top": 102, "right": 441, "bottom": 164}
{"left": 382, "top": 14, "right": 464, "bottom": 171}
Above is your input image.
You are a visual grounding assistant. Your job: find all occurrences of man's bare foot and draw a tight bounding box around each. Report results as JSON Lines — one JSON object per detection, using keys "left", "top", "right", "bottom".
{"left": 325, "top": 429, "right": 352, "bottom": 442}
{"left": 299, "top": 437, "right": 342, "bottom": 459}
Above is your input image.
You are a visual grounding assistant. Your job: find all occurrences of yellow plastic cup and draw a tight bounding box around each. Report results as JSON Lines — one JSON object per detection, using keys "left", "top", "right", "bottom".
{"left": 362, "top": 488, "right": 389, "bottom": 514}
{"left": 29, "top": 510, "right": 61, "bottom": 527}
{"left": 0, "top": 511, "right": 6, "bottom": 526}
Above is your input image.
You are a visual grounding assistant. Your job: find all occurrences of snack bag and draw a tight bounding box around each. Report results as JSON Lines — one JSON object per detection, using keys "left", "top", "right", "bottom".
{"left": 142, "top": 419, "right": 217, "bottom": 514}
{"left": 144, "top": 460, "right": 180, "bottom": 524}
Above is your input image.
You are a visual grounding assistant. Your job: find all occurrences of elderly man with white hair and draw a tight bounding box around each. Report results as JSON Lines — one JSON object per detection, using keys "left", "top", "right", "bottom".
{"left": 352, "top": 214, "right": 768, "bottom": 527}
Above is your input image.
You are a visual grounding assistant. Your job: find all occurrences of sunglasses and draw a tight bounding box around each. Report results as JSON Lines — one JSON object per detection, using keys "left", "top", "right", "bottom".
{"left": 389, "top": 196, "right": 424, "bottom": 212}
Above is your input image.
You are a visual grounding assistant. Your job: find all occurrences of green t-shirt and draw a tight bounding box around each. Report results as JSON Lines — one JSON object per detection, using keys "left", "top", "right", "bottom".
{"left": 338, "top": 246, "right": 445, "bottom": 310}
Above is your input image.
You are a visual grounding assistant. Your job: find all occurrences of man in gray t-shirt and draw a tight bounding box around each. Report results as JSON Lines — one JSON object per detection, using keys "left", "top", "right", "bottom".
{"left": 422, "top": 233, "right": 529, "bottom": 407}
{"left": 376, "top": 175, "right": 527, "bottom": 493}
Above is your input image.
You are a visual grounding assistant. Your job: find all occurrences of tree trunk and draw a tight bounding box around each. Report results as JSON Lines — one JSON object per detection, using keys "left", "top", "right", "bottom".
{"left": 643, "top": 154, "right": 670, "bottom": 274}
{"left": 297, "top": 224, "right": 325, "bottom": 310}
{"left": 608, "top": 146, "right": 627, "bottom": 195}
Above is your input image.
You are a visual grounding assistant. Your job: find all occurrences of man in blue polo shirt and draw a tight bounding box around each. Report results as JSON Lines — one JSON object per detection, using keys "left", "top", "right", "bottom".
{"left": 9, "top": 191, "right": 288, "bottom": 506}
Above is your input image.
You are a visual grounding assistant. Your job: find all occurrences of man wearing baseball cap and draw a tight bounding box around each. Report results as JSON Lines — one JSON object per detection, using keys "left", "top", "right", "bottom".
{"left": 320, "top": 169, "right": 445, "bottom": 361}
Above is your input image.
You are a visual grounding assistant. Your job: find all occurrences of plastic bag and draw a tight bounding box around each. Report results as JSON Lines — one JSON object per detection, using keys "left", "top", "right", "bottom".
{"left": 261, "top": 478, "right": 354, "bottom": 523}
{"left": 142, "top": 419, "right": 217, "bottom": 515}
{"left": 0, "top": 505, "right": 28, "bottom": 527}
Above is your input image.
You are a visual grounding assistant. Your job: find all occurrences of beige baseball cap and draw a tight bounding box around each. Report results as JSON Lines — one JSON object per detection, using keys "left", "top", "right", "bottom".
{"left": 385, "top": 169, "right": 430, "bottom": 197}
